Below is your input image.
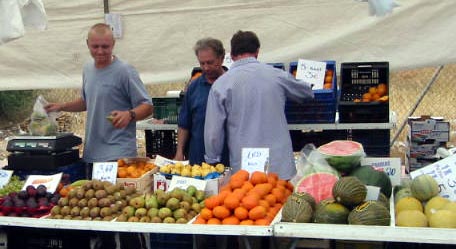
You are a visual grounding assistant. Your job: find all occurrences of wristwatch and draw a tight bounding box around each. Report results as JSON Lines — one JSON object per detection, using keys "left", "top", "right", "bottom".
{"left": 129, "top": 110, "right": 136, "bottom": 121}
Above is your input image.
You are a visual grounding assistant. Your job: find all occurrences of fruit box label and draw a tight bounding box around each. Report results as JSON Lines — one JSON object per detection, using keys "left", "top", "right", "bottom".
{"left": 22, "top": 173, "right": 62, "bottom": 193}
{"left": 361, "top": 157, "right": 401, "bottom": 186}
{"left": 410, "top": 154, "right": 456, "bottom": 201}
{"left": 168, "top": 175, "right": 206, "bottom": 192}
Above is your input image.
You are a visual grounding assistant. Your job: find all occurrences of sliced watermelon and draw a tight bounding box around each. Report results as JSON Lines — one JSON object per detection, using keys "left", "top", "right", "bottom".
{"left": 317, "top": 140, "right": 365, "bottom": 173}
{"left": 295, "top": 172, "right": 339, "bottom": 203}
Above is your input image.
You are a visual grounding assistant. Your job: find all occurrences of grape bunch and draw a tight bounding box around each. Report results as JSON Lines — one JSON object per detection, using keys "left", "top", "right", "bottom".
{"left": 0, "top": 176, "right": 25, "bottom": 197}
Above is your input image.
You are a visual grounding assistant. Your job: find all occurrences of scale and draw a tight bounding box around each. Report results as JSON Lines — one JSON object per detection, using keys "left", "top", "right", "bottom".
{"left": 6, "top": 133, "right": 82, "bottom": 170}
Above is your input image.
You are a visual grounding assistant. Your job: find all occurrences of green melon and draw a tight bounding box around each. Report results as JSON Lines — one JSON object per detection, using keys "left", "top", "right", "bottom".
{"left": 350, "top": 165, "right": 392, "bottom": 198}
{"left": 410, "top": 174, "right": 439, "bottom": 202}
{"left": 313, "top": 198, "right": 349, "bottom": 224}
{"left": 348, "top": 201, "right": 391, "bottom": 226}
{"left": 281, "top": 193, "right": 313, "bottom": 223}
{"left": 332, "top": 176, "right": 367, "bottom": 207}
{"left": 318, "top": 140, "right": 365, "bottom": 173}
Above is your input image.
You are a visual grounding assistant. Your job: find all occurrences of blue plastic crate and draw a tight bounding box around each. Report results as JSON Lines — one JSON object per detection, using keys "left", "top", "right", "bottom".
{"left": 286, "top": 60, "right": 337, "bottom": 124}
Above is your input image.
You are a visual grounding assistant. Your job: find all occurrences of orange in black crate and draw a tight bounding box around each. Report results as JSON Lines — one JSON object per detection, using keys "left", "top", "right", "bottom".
{"left": 339, "top": 62, "right": 389, "bottom": 123}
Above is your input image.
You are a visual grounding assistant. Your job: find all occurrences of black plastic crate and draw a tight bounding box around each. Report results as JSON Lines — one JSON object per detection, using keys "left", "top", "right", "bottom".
{"left": 152, "top": 97, "right": 182, "bottom": 124}
{"left": 290, "top": 130, "right": 347, "bottom": 152}
{"left": 339, "top": 62, "right": 389, "bottom": 123}
{"left": 349, "top": 129, "right": 390, "bottom": 157}
{"left": 150, "top": 233, "right": 193, "bottom": 249}
{"left": 6, "top": 227, "right": 90, "bottom": 249}
{"left": 145, "top": 130, "right": 178, "bottom": 159}
{"left": 286, "top": 60, "right": 337, "bottom": 124}
{"left": 267, "top": 62, "right": 285, "bottom": 70}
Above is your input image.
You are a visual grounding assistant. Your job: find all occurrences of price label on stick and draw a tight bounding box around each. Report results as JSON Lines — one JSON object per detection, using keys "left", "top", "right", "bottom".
{"left": 296, "top": 59, "right": 326, "bottom": 89}
{"left": 0, "top": 169, "right": 13, "bottom": 188}
{"left": 92, "top": 162, "right": 118, "bottom": 184}
{"left": 241, "top": 148, "right": 269, "bottom": 173}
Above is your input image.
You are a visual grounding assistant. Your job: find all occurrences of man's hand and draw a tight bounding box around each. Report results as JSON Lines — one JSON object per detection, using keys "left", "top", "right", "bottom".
{"left": 44, "top": 103, "right": 63, "bottom": 113}
{"left": 110, "top": 110, "right": 132, "bottom": 129}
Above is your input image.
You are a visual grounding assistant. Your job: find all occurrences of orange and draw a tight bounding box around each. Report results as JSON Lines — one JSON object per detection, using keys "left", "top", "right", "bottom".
{"left": 241, "top": 194, "right": 260, "bottom": 210}
{"left": 368, "top": 87, "right": 377, "bottom": 95}
{"left": 323, "top": 83, "right": 332, "bottom": 89}
{"left": 206, "top": 218, "right": 222, "bottom": 225}
{"left": 117, "top": 159, "right": 126, "bottom": 167}
{"left": 241, "top": 181, "right": 254, "bottom": 192}
{"left": 222, "top": 216, "right": 240, "bottom": 225}
{"left": 213, "top": 206, "right": 231, "bottom": 220}
{"left": 240, "top": 219, "right": 255, "bottom": 225}
{"left": 199, "top": 208, "right": 213, "bottom": 220}
{"left": 230, "top": 177, "right": 245, "bottom": 189}
{"left": 249, "top": 206, "right": 267, "bottom": 220}
{"left": 264, "top": 194, "right": 277, "bottom": 206}
{"left": 271, "top": 188, "right": 286, "bottom": 204}
{"left": 254, "top": 218, "right": 270, "bottom": 226}
{"left": 371, "top": 93, "right": 380, "bottom": 101}
{"left": 234, "top": 206, "right": 249, "bottom": 220}
{"left": 117, "top": 168, "right": 127, "bottom": 178}
{"left": 251, "top": 183, "right": 273, "bottom": 197}
{"left": 219, "top": 184, "right": 232, "bottom": 192}
{"left": 258, "top": 199, "right": 270, "bottom": 211}
{"left": 193, "top": 217, "right": 206, "bottom": 224}
{"left": 377, "top": 84, "right": 387, "bottom": 96}
{"left": 232, "top": 188, "right": 247, "bottom": 200}
{"left": 231, "top": 169, "right": 250, "bottom": 182}
{"left": 267, "top": 176, "right": 277, "bottom": 188}
{"left": 126, "top": 165, "right": 136, "bottom": 174}
{"left": 250, "top": 171, "right": 268, "bottom": 185}
{"left": 362, "top": 93, "right": 372, "bottom": 101}
{"left": 224, "top": 194, "right": 241, "bottom": 210}
{"left": 204, "top": 196, "right": 220, "bottom": 210}
{"left": 267, "top": 172, "right": 279, "bottom": 181}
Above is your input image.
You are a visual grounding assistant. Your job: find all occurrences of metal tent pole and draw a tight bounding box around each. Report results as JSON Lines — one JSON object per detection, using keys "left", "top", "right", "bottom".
{"left": 390, "top": 65, "right": 444, "bottom": 146}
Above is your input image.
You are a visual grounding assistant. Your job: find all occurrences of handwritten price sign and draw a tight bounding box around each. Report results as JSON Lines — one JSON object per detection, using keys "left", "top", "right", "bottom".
{"left": 361, "top": 157, "right": 401, "bottom": 186}
{"left": 296, "top": 59, "right": 327, "bottom": 89}
{"left": 410, "top": 154, "right": 456, "bottom": 201}
{"left": 241, "top": 148, "right": 269, "bottom": 173}
{"left": 92, "top": 162, "right": 118, "bottom": 184}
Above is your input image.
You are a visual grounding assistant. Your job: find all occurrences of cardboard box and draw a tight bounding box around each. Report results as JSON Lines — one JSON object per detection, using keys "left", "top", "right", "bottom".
{"left": 153, "top": 170, "right": 231, "bottom": 196}
{"left": 117, "top": 167, "right": 158, "bottom": 194}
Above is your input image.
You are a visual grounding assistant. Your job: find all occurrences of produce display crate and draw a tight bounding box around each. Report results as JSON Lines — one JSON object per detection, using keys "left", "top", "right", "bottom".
{"left": 339, "top": 62, "right": 389, "bottom": 123}
{"left": 152, "top": 97, "right": 182, "bottom": 124}
{"left": 348, "top": 129, "right": 391, "bottom": 157}
{"left": 145, "top": 130, "right": 178, "bottom": 159}
{"left": 285, "top": 60, "right": 337, "bottom": 124}
{"left": 150, "top": 233, "right": 193, "bottom": 249}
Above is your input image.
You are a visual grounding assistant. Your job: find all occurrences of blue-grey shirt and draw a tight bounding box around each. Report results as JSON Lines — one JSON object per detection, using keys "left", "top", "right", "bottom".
{"left": 204, "top": 57, "right": 314, "bottom": 180}
{"left": 179, "top": 74, "right": 229, "bottom": 165}
{"left": 82, "top": 57, "right": 152, "bottom": 163}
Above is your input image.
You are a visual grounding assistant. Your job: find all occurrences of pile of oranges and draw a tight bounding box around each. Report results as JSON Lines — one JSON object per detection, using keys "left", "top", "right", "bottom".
{"left": 117, "top": 158, "right": 157, "bottom": 178}
{"left": 354, "top": 83, "right": 388, "bottom": 103}
{"left": 193, "top": 170, "right": 293, "bottom": 225}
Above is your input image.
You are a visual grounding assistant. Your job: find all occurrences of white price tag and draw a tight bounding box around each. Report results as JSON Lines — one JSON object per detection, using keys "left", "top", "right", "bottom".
{"left": 361, "top": 157, "right": 401, "bottom": 186}
{"left": 296, "top": 59, "right": 327, "bottom": 89}
{"left": 241, "top": 148, "right": 269, "bottom": 173}
{"left": 168, "top": 175, "right": 206, "bottom": 192}
{"left": 104, "top": 13, "right": 122, "bottom": 39}
{"left": 92, "top": 162, "right": 118, "bottom": 184}
{"left": 154, "top": 155, "right": 188, "bottom": 167}
{"left": 410, "top": 154, "right": 456, "bottom": 201}
{"left": 22, "top": 173, "right": 62, "bottom": 193}
{"left": 365, "top": 185, "right": 381, "bottom": 201}
{"left": 0, "top": 170, "right": 13, "bottom": 188}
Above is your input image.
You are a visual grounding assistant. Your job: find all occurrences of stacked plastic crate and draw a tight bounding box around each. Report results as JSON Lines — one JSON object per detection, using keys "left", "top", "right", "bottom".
{"left": 406, "top": 116, "right": 450, "bottom": 172}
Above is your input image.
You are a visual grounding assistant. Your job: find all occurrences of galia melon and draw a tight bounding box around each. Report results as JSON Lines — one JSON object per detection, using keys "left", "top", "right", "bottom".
{"left": 348, "top": 201, "right": 391, "bottom": 226}
{"left": 410, "top": 174, "right": 439, "bottom": 202}
{"left": 332, "top": 176, "right": 367, "bottom": 207}
{"left": 317, "top": 140, "right": 365, "bottom": 173}
{"left": 313, "top": 198, "right": 349, "bottom": 224}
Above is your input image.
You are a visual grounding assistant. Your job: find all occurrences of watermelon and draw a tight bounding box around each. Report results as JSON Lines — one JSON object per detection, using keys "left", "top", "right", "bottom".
{"left": 350, "top": 165, "right": 392, "bottom": 198}
{"left": 318, "top": 140, "right": 365, "bottom": 173}
{"left": 295, "top": 172, "right": 340, "bottom": 203}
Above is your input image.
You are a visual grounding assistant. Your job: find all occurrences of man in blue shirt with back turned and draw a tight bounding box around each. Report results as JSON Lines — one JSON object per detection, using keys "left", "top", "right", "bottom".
{"left": 174, "top": 37, "right": 229, "bottom": 166}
